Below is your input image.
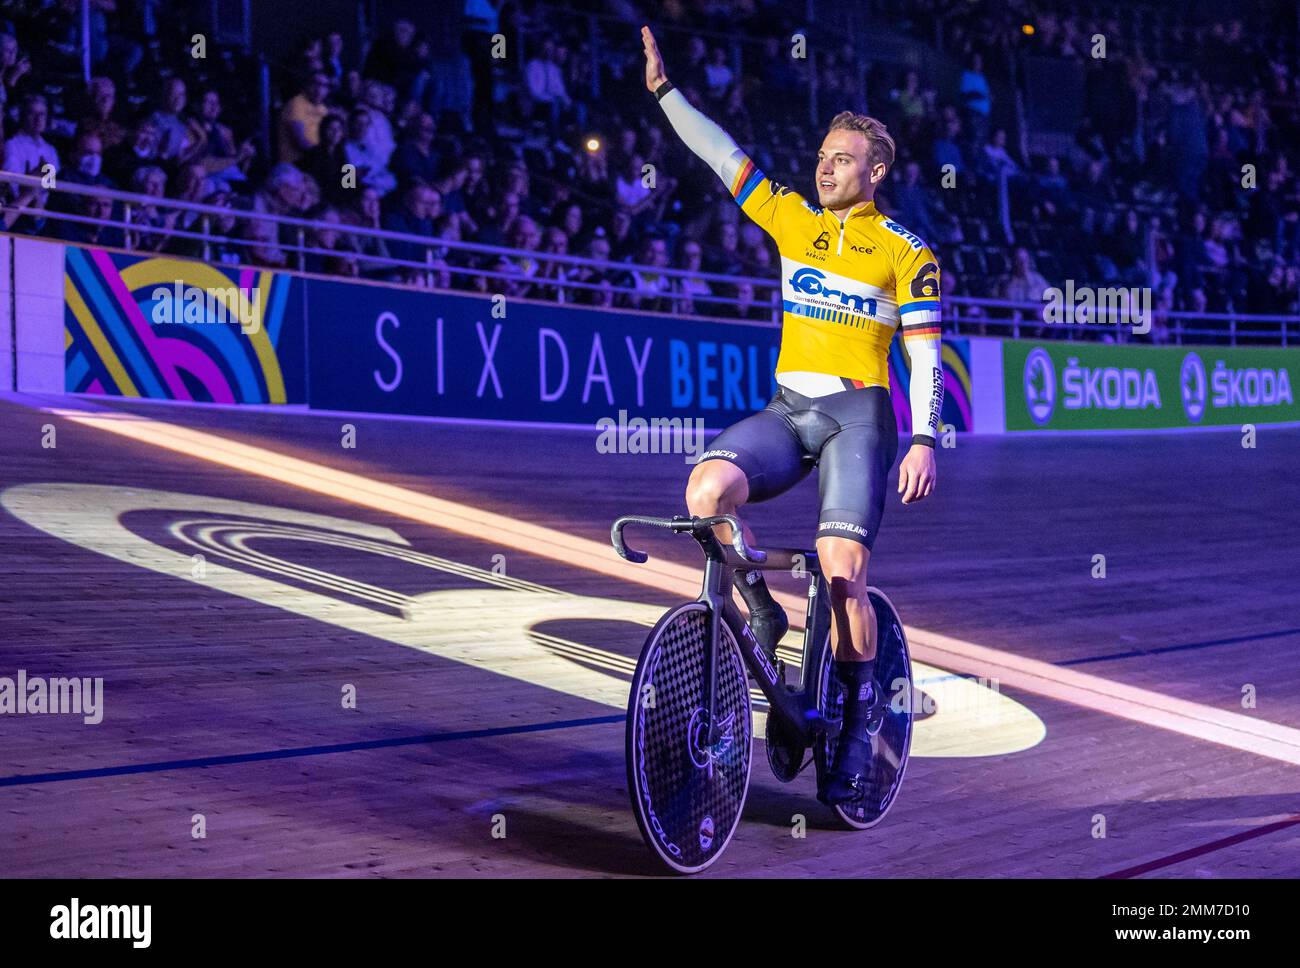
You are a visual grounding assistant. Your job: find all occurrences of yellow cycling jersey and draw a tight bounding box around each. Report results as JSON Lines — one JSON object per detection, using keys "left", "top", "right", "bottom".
{"left": 728, "top": 156, "right": 942, "bottom": 389}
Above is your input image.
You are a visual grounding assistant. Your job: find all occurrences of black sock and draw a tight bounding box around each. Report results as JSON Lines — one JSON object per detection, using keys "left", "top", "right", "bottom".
{"left": 733, "top": 568, "right": 776, "bottom": 613}
{"left": 835, "top": 659, "right": 878, "bottom": 739}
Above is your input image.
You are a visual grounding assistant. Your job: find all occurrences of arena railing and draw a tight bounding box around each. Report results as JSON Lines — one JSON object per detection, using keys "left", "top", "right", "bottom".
{"left": 0, "top": 170, "right": 784, "bottom": 320}
{"left": 1, "top": 171, "right": 1296, "bottom": 347}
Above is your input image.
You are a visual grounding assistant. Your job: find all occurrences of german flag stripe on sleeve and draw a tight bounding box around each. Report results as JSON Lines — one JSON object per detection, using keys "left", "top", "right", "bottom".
{"left": 902, "top": 319, "right": 942, "bottom": 339}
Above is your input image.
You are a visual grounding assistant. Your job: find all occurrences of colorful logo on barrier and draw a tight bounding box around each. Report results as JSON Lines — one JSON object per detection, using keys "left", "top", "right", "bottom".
{"left": 1180, "top": 352, "right": 1207, "bottom": 423}
{"left": 889, "top": 338, "right": 972, "bottom": 435}
{"left": 63, "top": 248, "right": 303, "bottom": 404}
{"left": 1024, "top": 348, "right": 1056, "bottom": 426}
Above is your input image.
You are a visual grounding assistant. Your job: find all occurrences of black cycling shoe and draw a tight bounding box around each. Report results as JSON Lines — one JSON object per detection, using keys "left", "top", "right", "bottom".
{"left": 747, "top": 603, "right": 789, "bottom": 662}
{"left": 819, "top": 676, "right": 887, "bottom": 807}
{"left": 818, "top": 732, "right": 873, "bottom": 806}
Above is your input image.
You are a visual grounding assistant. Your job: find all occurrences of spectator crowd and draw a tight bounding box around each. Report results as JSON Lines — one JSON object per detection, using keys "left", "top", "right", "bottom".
{"left": 0, "top": 0, "right": 1297, "bottom": 332}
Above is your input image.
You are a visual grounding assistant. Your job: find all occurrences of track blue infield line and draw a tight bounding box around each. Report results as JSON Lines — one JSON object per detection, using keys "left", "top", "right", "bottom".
{"left": 1060, "top": 626, "right": 1300, "bottom": 666}
{"left": 914, "top": 627, "right": 1300, "bottom": 686}
{"left": 0, "top": 714, "right": 624, "bottom": 788}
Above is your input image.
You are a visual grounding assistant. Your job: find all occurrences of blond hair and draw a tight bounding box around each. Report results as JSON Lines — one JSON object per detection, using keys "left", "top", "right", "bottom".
{"left": 827, "top": 111, "right": 896, "bottom": 172}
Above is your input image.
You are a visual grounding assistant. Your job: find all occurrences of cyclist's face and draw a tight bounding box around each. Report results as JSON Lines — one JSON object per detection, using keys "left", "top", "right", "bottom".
{"left": 815, "top": 130, "right": 882, "bottom": 209}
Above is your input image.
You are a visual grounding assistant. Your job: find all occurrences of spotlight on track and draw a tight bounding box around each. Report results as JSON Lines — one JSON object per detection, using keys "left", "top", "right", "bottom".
{"left": 585, "top": 136, "right": 602, "bottom": 153}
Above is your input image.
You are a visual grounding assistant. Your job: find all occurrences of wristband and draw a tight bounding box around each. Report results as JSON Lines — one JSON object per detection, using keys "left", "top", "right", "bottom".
{"left": 653, "top": 80, "right": 675, "bottom": 101}
{"left": 911, "top": 434, "right": 936, "bottom": 449}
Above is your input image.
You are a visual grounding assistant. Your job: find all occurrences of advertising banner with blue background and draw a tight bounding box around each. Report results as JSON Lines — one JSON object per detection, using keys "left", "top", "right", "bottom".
{"left": 305, "top": 280, "right": 973, "bottom": 430}
{"left": 306, "top": 281, "right": 782, "bottom": 425}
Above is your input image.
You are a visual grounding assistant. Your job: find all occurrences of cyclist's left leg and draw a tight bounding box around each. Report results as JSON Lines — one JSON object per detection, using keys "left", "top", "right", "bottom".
{"left": 818, "top": 537, "right": 876, "bottom": 661}
{"left": 810, "top": 389, "right": 899, "bottom": 804}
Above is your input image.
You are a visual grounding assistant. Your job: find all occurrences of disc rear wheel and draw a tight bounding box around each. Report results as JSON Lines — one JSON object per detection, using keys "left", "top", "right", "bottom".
{"left": 814, "top": 588, "right": 913, "bottom": 829}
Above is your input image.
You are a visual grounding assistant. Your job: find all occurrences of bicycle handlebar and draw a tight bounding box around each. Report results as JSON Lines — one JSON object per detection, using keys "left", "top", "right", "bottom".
{"left": 610, "top": 514, "right": 767, "bottom": 565}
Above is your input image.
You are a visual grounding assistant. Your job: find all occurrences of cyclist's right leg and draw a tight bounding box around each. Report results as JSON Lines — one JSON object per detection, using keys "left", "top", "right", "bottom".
{"left": 685, "top": 459, "right": 752, "bottom": 542}
{"left": 685, "top": 404, "right": 809, "bottom": 654}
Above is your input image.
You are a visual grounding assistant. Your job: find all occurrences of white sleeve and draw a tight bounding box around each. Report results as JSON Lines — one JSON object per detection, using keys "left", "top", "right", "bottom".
{"left": 906, "top": 340, "right": 944, "bottom": 443}
{"left": 656, "top": 87, "right": 748, "bottom": 189}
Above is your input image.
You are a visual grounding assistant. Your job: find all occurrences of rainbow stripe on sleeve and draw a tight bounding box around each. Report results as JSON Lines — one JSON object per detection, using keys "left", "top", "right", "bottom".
{"left": 729, "top": 157, "right": 764, "bottom": 205}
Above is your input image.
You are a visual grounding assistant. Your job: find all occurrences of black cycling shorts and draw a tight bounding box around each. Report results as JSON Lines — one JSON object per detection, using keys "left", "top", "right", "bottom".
{"left": 698, "top": 384, "right": 899, "bottom": 549}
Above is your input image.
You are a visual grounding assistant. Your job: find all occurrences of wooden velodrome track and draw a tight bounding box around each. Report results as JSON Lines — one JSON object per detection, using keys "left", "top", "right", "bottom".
{"left": 1, "top": 390, "right": 1298, "bottom": 878}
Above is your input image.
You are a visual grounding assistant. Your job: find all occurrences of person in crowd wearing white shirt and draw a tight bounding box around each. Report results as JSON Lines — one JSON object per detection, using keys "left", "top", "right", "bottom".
{"left": 358, "top": 80, "right": 397, "bottom": 172}
{"left": 4, "top": 94, "right": 60, "bottom": 178}
{"left": 524, "top": 38, "right": 572, "bottom": 129}
{"left": 150, "top": 77, "right": 197, "bottom": 162}
{"left": 704, "top": 48, "right": 734, "bottom": 102}
{"left": 980, "top": 128, "right": 1020, "bottom": 180}
{"left": 674, "top": 240, "right": 713, "bottom": 315}
{"left": 343, "top": 107, "right": 398, "bottom": 197}
{"left": 627, "top": 235, "right": 673, "bottom": 312}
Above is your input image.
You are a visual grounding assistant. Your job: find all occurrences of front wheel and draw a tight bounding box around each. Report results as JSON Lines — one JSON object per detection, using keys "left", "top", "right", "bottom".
{"left": 626, "top": 602, "right": 752, "bottom": 874}
{"left": 814, "top": 588, "right": 913, "bottom": 829}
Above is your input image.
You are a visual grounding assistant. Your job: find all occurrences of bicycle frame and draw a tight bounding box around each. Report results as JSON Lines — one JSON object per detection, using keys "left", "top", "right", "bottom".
{"left": 612, "top": 514, "right": 833, "bottom": 748}
{"left": 707, "top": 538, "right": 834, "bottom": 747}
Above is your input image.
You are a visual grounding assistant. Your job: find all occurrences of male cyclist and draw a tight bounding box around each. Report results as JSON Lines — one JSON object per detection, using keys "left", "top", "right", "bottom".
{"left": 641, "top": 26, "right": 942, "bottom": 806}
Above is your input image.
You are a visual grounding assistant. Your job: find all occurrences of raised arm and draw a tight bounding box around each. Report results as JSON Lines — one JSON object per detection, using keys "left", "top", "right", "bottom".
{"left": 641, "top": 25, "right": 801, "bottom": 236}
{"left": 641, "top": 26, "right": 741, "bottom": 182}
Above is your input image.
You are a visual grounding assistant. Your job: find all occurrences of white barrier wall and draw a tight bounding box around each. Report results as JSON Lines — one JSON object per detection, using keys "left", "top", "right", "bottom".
{"left": 967, "top": 336, "right": 1006, "bottom": 434}
{"left": 0, "top": 235, "right": 66, "bottom": 393}
{"left": 0, "top": 237, "right": 10, "bottom": 391}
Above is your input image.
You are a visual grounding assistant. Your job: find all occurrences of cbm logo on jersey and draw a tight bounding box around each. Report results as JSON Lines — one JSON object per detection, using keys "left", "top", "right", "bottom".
{"left": 1180, "top": 352, "right": 1207, "bottom": 422}
{"left": 1024, "top": 348, "right": 1056, "bottom": 425}
{"left": 789, "top": 267, "right": 878, "bottom": 316}
{"left": 884, "top": 220, "right": 925, "bottom": 250}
